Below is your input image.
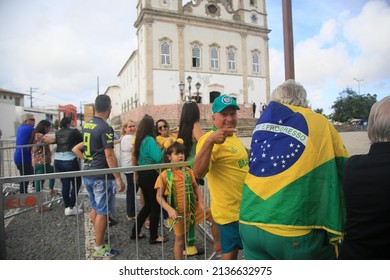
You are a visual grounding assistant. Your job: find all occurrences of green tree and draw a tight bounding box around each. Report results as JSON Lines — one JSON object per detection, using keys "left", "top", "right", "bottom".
{"left": 330, "top": 88, "right": 377, "bottom": 122}
{"left": 53, "top": 119, "right": 59, "bottom": 130}
{"left": 313, "top": 108, "right": 326, "bottom": 117}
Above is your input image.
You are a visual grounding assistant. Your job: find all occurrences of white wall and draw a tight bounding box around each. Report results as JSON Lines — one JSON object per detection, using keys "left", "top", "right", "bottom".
{"left": 0, "top": 103, "right": 18, "bottom": 139}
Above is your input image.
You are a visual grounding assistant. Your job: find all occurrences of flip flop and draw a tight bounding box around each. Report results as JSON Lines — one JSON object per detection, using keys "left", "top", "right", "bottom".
{"left": 149, "top": 236, "right": 167, "bottom": 244}
{"left": 130, "top": 232, "right": 145, "bottom": 240}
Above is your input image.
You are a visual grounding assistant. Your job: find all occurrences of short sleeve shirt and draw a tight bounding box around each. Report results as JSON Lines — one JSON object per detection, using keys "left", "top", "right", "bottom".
{"left": 196, "top": 131, "right": 249, "bottom": 224}
{"left": 82, "top": 116, "right": 115, "bottom": 179}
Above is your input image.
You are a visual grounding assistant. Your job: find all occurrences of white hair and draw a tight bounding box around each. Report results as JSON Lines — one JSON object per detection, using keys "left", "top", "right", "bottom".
{"left": 271, "top": 79, "right": 309, "bottom": 108}
{"left": 367, "top": 96, "right": 390, "bottom": 143}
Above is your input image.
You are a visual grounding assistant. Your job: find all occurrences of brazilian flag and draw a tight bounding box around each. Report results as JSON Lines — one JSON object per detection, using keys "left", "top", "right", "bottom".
{"left": 240, "top": 101, "right": 349, "bottom": 243}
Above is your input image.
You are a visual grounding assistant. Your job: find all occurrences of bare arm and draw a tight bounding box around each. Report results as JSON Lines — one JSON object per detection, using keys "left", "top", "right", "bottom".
{"left": 104, "top": 147, "right": 125, "bottom": 192}
{"left": 192, "top": 137, "right": 214, "bottom": 178}
{"left": 72, "top": 142, "right": 85, "bottom": 159}
{"left": 193, "top": 128, "right": 235, "bottom": 178}
{"left": 156, "top": 186, "right": 178, "bottom": 220}
{"left": 192, "top": 122, "right": 203, "bottom": 141}
{"left": 192, "top": 179, "right": 205, "bottom": 212}
{"left": 44, "top": 135, "right": 56, "bottom": 144}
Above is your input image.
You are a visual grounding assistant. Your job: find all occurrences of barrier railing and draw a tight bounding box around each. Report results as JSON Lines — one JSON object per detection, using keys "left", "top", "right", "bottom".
{"left": 1, "top": 158, "right": 215, "bottom": 260}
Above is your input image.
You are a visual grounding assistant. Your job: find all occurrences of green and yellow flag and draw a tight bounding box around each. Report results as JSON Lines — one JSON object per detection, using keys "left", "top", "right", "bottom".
{"left": 240, "top": 101, "right": 349, "bottom": 243}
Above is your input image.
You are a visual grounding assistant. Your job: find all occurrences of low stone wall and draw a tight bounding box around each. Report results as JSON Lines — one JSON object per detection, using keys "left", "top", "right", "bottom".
{"left": 120, "top": 103, "right": 252, "bottom": 124}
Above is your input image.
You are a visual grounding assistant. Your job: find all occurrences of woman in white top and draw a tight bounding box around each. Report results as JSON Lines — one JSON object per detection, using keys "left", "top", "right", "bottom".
{"left": 120, "top": 120, "right": 137, "bottom": 220}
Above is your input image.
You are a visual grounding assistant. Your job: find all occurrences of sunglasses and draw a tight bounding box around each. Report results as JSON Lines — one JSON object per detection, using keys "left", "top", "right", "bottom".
{"left": 29, "top": 118, "right": 35, "bottom": 121}
{"left": 158, "top": 125, "right": 168, "bottom": 130}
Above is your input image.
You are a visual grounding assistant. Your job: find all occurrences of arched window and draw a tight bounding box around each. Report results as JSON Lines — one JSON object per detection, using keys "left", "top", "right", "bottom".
{"left": 161, "top": 41, "right": 170, "bottom": 65}
{"left": 192, "top": 45, "right": 201, "bottom": 68}
{"left": 227, "top": 49, "right": 236, "bottom": 71}
{"left": 210, "top": 47, "right": 219, "bottom": 69}
{"left": 253, "top": 52, "right": 260, "bottom": 74}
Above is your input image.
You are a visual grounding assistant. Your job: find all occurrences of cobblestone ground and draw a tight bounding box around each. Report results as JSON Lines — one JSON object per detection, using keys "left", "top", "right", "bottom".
{"left": 4, "top": 192, "right": 216, "bottom": 260}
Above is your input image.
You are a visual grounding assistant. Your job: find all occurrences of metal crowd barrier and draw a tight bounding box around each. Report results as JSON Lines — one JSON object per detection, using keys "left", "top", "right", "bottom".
{"left": 1, "top": 141, "right": 214, "bottom": 260}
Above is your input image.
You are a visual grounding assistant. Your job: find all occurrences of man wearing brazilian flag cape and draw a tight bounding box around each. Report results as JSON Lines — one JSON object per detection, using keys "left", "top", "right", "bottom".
{"left": 239, "top": 80, "right": 349, "bottom": 259}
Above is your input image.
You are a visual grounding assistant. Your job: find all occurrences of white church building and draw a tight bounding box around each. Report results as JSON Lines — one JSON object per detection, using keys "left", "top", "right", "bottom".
{"left": 107, "top": 0, "right": 271, "bottom": 123}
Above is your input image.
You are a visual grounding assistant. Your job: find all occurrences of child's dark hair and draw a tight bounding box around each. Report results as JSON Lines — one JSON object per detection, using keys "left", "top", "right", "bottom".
{"left": 164, "top": 141, "right": 186, "bottom": 163}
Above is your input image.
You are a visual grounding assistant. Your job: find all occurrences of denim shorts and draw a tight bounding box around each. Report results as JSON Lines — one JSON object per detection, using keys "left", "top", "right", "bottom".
{"left": 83, "top": 178, "right": 116, "bottom": 215}
{"left": 217, "top": 221, "right": 243, "bottom": 254}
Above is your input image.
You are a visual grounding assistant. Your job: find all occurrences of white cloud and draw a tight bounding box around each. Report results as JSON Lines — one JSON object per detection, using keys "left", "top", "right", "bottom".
{"left": 269, "top": 0, "right": 390, "bottom": 114}
{"left": 0, "top": 0, "right": 137, "bottom": 105}
{"left": 1, "top": 0, "right": 389, "bottom": 114}
{"left": 343, "top": 0, "right": 390, "bottom": 83}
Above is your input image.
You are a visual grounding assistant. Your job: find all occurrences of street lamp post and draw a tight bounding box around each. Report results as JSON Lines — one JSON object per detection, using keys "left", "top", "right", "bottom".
{"left": 187, "top": 75, "right": 192, "bottom": 99}
{"left": 179, "top": 81, "right": 185, "bottom": 101}
{"left": 195, "top": 82, "right": 201, "bottom": 103}
{"left": 178, "top": 77, "right": 201, "bottom": 103}
{"left": 79, "top": 101, "right": 86, "bottom": 127}
{"left": 353, "top": 78, "right": 364, "bottom": 94}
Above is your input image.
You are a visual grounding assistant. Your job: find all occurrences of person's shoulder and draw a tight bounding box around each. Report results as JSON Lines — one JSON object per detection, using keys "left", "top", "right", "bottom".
{"left": 143, "top": 135, "right": 157, "bottom": 144}
{"left": 201, "top": 130, "right": 213, "bottom": 137}
{"left": 345, "top": 153, "right": 371, "bottom": 168}
{"left": 71, "top": 127, "right": 82, "bottom": 135}
{"left": 197, "top": 130, "right": 212, "bottom": 144}
{"left": 185, "top": 167, "right": 195, "bottom": 175}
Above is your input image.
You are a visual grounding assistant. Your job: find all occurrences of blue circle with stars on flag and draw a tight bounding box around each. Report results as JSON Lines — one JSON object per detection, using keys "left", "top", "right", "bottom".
{"left": 249, "top": 102, "right": 308, "bottom": 177}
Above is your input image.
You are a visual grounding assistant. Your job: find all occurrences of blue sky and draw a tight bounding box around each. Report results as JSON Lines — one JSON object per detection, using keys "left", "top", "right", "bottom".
{"left": 0, "top": 0, "right": 389, "bottom": 114}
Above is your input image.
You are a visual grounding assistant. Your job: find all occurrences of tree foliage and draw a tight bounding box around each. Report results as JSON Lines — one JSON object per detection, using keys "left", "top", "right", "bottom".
{"left": 313, "top": 108, "right": 324, "bottom": 115}
{"left": 330, "top": 88, "right": 377, "bottom": 123}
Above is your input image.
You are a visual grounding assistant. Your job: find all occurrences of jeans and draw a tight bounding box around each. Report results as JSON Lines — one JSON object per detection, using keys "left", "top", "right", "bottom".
{"left": 54, "top": 158, "right": 81, "bottom": 208}
{"left": 34, "top": 163, "right": 55, "bottom": 192}
{"left": 15, "top": 162, "right": 34, "bottom": 193}
{"left": 125, "top": 173, "right": 138, "bottom": 217}
{"left": 83, "top": 177, "right": 116, "bottom": 215}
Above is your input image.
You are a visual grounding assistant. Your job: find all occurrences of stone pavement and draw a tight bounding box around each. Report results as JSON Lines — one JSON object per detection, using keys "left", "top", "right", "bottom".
{"left": 3, "top": 131, "right": 370, "bottom": 260}
{"left": 240, "top": 131, "right": 370, "bottom": 156}
{"left": 4, "top": 193, "right": 215, "bottom": 260}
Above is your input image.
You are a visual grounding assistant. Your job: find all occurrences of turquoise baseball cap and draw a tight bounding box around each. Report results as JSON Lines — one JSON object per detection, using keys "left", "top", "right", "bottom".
{"left": 212, "top": 94, "right": 240, "bottom": 113}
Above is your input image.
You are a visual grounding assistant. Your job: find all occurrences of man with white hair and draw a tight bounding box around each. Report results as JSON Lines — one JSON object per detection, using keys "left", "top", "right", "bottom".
{"left": 14, "top": 113, "right": 36, "bottom": 193}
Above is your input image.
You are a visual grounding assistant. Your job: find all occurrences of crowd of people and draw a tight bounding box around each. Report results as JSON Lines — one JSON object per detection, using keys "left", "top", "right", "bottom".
{"left": 11, "top": 80, "right": 390, "bottom": 260}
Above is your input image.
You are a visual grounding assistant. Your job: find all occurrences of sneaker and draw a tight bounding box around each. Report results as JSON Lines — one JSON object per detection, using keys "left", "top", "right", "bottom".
{"left": 65, "top": 207, "right": 72, "bottom": 216}
{"left": 93, "top": 244, "right": 119, "bottom": 258}
{"left": 65, "top": 207, "right": 84, "bottom": 216}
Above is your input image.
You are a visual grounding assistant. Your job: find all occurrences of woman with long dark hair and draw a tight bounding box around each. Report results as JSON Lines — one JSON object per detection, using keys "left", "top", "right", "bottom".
{"left": 131, "top": 115, "right": 165, "bottom": 244}
{"left": 54, "top": 117, "right": 83, "bottom": 216}
{"left": 178, "top": 101, "right": 202, "bottom": 162}
{"left": 30, "top": 120, "right": 56, "bottom": 199}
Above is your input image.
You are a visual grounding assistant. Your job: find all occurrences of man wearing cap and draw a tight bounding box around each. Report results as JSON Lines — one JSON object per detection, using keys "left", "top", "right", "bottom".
{"left": 193, "top": 94, "right": 249, "bottom": 260}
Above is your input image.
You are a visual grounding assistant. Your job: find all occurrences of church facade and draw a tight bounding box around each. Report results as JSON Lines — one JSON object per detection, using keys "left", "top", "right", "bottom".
{"left": 111, "top": 0, "right": 270, "bottom": 122}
